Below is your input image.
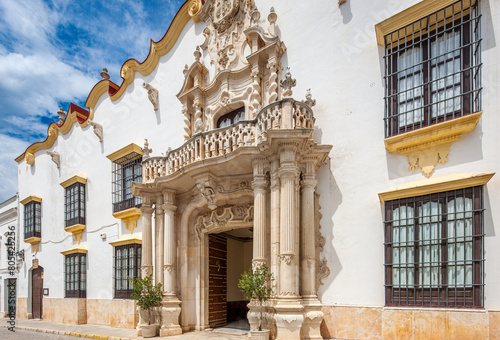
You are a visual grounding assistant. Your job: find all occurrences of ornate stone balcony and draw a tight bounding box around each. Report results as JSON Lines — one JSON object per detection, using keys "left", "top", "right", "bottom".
{"left": 142, "top": 98, "right": 315, "bottom": 183}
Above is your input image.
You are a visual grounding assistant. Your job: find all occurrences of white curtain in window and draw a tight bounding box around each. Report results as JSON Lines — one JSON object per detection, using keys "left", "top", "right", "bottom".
{"left": 418, "top": 202, "right": 442, "bottom": 287}
{"left": 431, "top": 30, "right": 462, "bottom": 118}
{"left": 447, "top": 197, "right": 473, "bottom": 286}
{"left": 392, "top": 205, "right": 415, "bottom": 287}
{"left": 398, "top": 47, "right": 424, "bottom": 127}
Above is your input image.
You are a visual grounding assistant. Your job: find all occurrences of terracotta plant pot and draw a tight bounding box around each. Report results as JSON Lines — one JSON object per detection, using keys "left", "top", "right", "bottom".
{"left": 141, "top": 324, "right": 157, "bottom": 338}
{"left": 250, "top": 329, "right": 270, "bottom": 340}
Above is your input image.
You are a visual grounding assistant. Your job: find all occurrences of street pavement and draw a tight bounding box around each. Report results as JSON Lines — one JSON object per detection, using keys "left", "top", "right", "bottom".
{"left": 0, "top": 317, "right": 248, "bottom": 339}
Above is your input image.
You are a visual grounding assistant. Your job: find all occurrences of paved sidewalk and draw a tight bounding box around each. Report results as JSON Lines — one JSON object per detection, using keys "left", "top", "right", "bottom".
{"left": 0, "top": 318, "right": 248, "bottom": 339}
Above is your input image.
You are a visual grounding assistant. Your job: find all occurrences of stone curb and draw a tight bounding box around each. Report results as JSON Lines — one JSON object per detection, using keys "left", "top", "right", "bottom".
{"left": 1, "top": 323, "right": 140, "bottom": 340}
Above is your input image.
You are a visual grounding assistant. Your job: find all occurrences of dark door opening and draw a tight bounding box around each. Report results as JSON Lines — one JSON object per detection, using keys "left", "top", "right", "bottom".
{"left": 208, "top": 233, "right": 227, "bottom": 328}
{"left": 32, "top": 266, "right": 43, "bottom": 319}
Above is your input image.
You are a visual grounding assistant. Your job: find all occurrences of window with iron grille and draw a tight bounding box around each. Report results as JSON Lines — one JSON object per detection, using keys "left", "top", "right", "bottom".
{"left": 111, "top": 153, "right": 142, "bottom": 213}
{"left": 64, "top": 253, "right": 86, "bottom": 298}
{"left": 114, "top": 243, "right": 141, "bottom": 299}
{"left": 384, "top": 0, "right": 481, "bottom": 137}
{"left": 24, "top": 201, "right": 41, "bottom": 239}
{"left": 65, "top": 182, "right": 86, "bottom": 227}
{"left": 384, "top": 186, "right": 484, "bottom": 308}
{"left": 216, "top": 106, "right": 245, "bottom": 128}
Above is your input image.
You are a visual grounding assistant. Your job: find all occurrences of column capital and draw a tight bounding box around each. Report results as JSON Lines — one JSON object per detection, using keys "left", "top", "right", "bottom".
{"left": 162, "top": 203, "right": 177, "bottom": 212}
{"left": 301, "top": 178, "right": 317, "bottom": 190}
{"left": 162, "top": 189, "right": 176, "bottom": 205}
{"left": 278, "top": 167, "right": 300, "bottom": 181}
{"left": 140, "top": 205, "right": 154, "bottom": 215}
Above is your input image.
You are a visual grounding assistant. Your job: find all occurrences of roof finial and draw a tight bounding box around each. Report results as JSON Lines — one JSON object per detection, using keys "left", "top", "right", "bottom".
{"left": 100, "top": 68, "right": 110, "bottom": 80}
{"left": 57, "top": 107, "right": 66, "bottom": 125}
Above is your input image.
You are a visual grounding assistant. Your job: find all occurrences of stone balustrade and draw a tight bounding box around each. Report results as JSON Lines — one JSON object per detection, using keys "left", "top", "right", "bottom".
{"left": 142, "top": 98, "right": 315, "bottom": 182}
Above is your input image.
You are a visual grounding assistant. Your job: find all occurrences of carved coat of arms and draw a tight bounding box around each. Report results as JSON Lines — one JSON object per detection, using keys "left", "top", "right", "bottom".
{"left": 212, "top": 0, "right": 240, "bottom": 33}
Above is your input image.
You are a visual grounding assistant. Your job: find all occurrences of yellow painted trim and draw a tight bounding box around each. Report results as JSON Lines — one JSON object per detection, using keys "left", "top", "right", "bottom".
{"left": 379, "top": 173, "right": 495, "bottom": 203}
{"left": 24, "top": 237, "right": 41, "bottom": 245}
{"left": 109, "top": 233, "right": 142, "bottom": 247}
{"left": 106, "top": 143, "right": 143, "bottom": 162}
{"left": 384, "top": 112, "right": 482, "bottom": 176}
{"left": 107, "top": 3, "right": 191, "bottom": 102}
{"left": 375, "top": 0, "right": 476, "bottom": 46}
{"left": 60, "top": 174, "right": 87, "bottom": 188}
{"left": 113, "top": 207, "right": 142, "bottom": 234}
{"left": 384, "top": 112, "right": 482, "bottom": 153}
{"left": 20, "top": 195, "right": 42, "bottom": 205}
{"left": 15, "top": 105, "right": 88, "bottom": 163}
{"left": 61, "top": 244, "right": 88, "bottom": 255}
{"left": 15, "top": 2, "right": 193, "bottom": 162}
{"left": 64, "top": 224, "right": 86, "bottom": 234}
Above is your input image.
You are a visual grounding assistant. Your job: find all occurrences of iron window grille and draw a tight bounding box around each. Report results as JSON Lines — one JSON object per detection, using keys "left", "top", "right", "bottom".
{"left": 24, "top": 201, "right": 41, "bottom": 239}
{"left": 384, "top": 186, "right": 484, "bottom": 308}
{"left": 383, "top": 0, "right": 481, "bottom": 137}
{"left": 64, "top": 253, "right": 86, "bottom": 298}
{"left": 216, "top": 106, "right": 245, "bottom": 128}
{"left": 113, "top": 243, "right": 142, "bottom": 299}
{"left": 111, "top": 152, "right": 142, "bottom": 213}
{"left": 65, "top": 182, "right": 86, "bottom": 227}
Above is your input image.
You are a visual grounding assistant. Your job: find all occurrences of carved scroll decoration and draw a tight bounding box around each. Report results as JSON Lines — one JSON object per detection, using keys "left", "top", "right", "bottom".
{"left": 46, "top": 151, "right": 60, "bottom": 168}
{"left": 194, "top": 204, "right": 254, "bottom": 239}
{"left": 143, "top": 82, "right": 159, "bottom": 111}
{"left": 88, "top": 120, "right": 103, "bottom": 142}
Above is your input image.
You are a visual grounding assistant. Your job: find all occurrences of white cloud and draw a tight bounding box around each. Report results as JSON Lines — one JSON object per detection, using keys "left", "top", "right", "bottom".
{"left": 0, "top": 134, "right": 29, "bottom": 202}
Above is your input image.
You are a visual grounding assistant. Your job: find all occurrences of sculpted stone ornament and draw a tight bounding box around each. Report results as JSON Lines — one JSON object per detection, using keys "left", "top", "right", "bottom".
{"left": 57, "top": 107, "right": 66, "bottom": 125}
{"left": 46, "top": 151, "right": 60, "bottom": 168}
{"left": 197, "top": 180, "right": 218, "bottom": 210}
{"left": 194, "top": 45, "right": 202, "bottom": 62}
{"left": 280, "top": 67, "right": 296, "bottom": 97}
{"left": 143, "top": 82, "right": 159, "bottom": 111}
{"left": 267, "top": 7, "right": 277, "bottom": 36}
{"left": 142, "top": 139, "right": 152, "bottom": 159}
{"left": 316, "top": 257, "right": 330, "bottom": 292}
{"left": 212, "top": 0, "right": 240, "bottom": 34}
{"left": 100, "top": 67, "right": 110, "bottom": 80}
{"left": 304, "top": 88, "right": 316, "bottom": 107}
{"left": 188, "top": 0, "right": 203, "bottom": 22}
{"left": 194, "top": 204, "right": 253, "bottom": 238}
{"left": 88, "top": 120, "right": 103, "bottom": 142}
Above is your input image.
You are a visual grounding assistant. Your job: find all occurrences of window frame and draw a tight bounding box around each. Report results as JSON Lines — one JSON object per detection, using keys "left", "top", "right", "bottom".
{"left": 114, "top": 243, "right": 142, "bottom": 299}
{"left": 64, "top": 253, "right": 86, "bottom": 298}
{"left": 111, "top": 153, "right": 143, "bottom": 213}
{"left": 64, "top": 182, "right": 86, "bottom": 228}
{"left": 383, "top": 0, "right": 481, "bottom": 138}
{"left": 216, "top": 106, "right": 246, "bottom": 128}
{"left": 24, "top": 201, "right": 41, "bottom": 239}
{"left": 384, "top": 186, "right": 484, "bottom": 308}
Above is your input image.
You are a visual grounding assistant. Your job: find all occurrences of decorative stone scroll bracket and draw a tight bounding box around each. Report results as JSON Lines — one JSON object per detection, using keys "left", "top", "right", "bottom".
{"left": 88, "top": 120, "right": 103, "bottom": 142}
{"left": 384, "top": 112, "right": 482, "bottom": 177}
{"left": 64, "top": 224, "right": 86, "bottom": 244}
{"left": 46, "top": 151, "right": 60, "bottom": 168}
{"left": 112, "top": 207, "right": 142, "bottom": 234}
{"left": 143, "top": 82, "right": 159, "bottom": 111}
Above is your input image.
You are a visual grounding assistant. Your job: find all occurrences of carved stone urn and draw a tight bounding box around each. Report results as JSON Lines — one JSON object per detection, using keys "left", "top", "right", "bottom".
{"left": 250, "top": 329, "right": 270, "bottom": 340}
{"left": 141, "top": 324, "right": 157, "bottom": 338}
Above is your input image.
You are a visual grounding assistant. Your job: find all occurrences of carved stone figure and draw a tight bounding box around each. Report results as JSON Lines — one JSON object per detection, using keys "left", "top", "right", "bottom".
{"left": 280, "top": 67, "right": 296, "bottom": 97}
{"left": 304, "top": 88, "right": 316, "bottom": 107}
{"left": 143, "top": 82, "right": 159, "bottom": 111}
{"left": 142, "top": 139, "right": 152, "bottom": 159}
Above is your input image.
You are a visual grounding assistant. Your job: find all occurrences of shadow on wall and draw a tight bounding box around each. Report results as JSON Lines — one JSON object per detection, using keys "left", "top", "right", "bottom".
{"left": 316, "top": 156, "right": 343, "bottom": 297}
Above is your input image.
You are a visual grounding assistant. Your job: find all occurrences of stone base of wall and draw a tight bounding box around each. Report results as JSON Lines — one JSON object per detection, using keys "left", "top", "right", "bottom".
{"left": 44, "top": 298, "right": 87, "bottom": 324}
{"left": 321, "top": 305, "right": 500, "bottom": 340}
{"left": 87, "top": 299, "right": 137, "bottom": 328}
{"left": 16, "top": 297, "right": 28, "bottom": 320}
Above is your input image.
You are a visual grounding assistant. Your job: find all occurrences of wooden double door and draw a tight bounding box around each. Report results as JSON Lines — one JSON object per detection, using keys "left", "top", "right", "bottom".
{"left": 208, "top": 234, "right": 227, "bottom": 328}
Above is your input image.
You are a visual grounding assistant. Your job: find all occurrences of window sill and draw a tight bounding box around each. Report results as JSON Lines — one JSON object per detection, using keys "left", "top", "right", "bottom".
{"left": 24, "top": 236, "right": 41, "bottom": 255}
{"left": 384, "top": 112, "right": 482, "bottom": 177}
{"left": 112, "top": 207, "right": 142, "bottom": 234}
{"left": 64, "top": 224, "right": 86, "bottom": 244}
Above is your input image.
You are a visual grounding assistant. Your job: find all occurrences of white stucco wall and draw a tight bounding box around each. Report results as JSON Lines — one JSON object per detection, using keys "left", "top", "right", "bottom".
{"left": 14, "top": 0, "right": 500, "bottom": 316}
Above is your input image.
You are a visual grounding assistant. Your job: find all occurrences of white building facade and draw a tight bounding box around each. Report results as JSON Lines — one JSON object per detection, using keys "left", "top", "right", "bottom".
{"left": 14, "top": 0, "right": 500, "bottom": 339}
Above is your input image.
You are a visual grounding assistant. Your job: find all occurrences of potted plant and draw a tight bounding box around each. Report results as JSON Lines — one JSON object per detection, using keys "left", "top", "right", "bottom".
{"left": 129, "top": 274, "right": 163, "bottom": 338}
{"left": 238, "top": 263, "right": 274, "bottom": 340}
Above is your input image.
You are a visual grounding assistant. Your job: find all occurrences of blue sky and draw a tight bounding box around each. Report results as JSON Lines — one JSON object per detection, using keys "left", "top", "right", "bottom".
{"left": 0, "top": 0, "right": 185, "bottom": 202}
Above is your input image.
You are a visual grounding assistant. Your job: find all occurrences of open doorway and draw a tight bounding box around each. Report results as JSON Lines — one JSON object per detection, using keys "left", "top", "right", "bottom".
{"left": 208, "top": 229, "right": 253, "bottom": 331}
